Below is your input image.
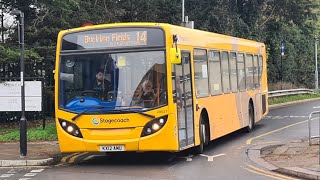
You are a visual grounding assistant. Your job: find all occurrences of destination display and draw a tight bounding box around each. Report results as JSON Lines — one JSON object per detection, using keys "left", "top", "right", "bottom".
{"left": 78, "top": 31, "right": 147, "bottom": 49}
{"left": 62, "top": 28, "right": 164, "bottom": 50}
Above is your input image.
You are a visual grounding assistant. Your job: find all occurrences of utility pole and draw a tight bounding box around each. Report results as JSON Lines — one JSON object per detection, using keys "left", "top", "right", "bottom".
{"left": 10, "top": 9, "right": 27, "bottom": 157}
{"left": 182, "top": 0, "right": 185, "bottom": 23}
{"left": 280, "top": 43, "right": 285, "bottom": 90}
{"left": 315, "top": 35, "right": 318, "bottom": 90}
{"left": 1, "top": 4, "right": 4, "bottom": 43}
{"left": 181, "top": 0, "right": 194, "bottom": 29}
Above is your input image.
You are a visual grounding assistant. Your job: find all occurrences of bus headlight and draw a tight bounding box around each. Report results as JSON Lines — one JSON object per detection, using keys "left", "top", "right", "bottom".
{"left": 59, "top": 119, "right": 83, "bottom": 138}
{"left": 141, "top": 115, "right": 168, "bottom": 137}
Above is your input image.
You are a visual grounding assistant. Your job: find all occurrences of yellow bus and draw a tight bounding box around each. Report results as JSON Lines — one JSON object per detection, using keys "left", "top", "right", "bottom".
{"left": 55, "top": 22, "right": 268, "bottom": 153}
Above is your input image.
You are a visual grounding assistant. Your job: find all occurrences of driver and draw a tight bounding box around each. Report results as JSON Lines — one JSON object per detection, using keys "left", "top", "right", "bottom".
{"left": 93, "top": 69, "right": 112, "bottom": 99}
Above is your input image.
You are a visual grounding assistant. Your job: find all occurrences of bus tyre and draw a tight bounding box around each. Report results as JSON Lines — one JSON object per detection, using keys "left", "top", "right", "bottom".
{"left": 193, "top": 116, "right": 206, "bottom": 154}
{"left": 246, "top": 103, "right": 255, "bottom": 133}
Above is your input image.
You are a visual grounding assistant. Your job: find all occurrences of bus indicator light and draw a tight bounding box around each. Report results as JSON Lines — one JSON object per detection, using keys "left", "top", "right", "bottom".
{"left": 75, "top": 130, "right": 80, "bottom": 136}
{"left": 61, "top": 121, "right": 67, "bottom": 127}
{"left": 159, "top": 118, "right": 165, "bottom": 124}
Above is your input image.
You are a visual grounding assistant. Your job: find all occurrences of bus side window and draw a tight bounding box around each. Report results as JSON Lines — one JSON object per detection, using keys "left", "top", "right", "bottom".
{"left": 237, "top": 53, "right": 246, "bottom": 91}
{"left": 209, "top": 50, "right": 222, "bottom": 95}
{"left": 258, "top": 56, "right": 263, "bottom": 86}
{"left": 245, "top": 54, "right": 254, "bottom": 90}
{"left": 221, "top": 51, "right": 230, "bottom": 93}
{"left": 253, "top": 55, "right": 259, "bottom": 88}
{"left": 193, "top": 49, "right": 209, "bottom": 98}
{"left": 230, "top": 52, "right": 238, "bottom": 92}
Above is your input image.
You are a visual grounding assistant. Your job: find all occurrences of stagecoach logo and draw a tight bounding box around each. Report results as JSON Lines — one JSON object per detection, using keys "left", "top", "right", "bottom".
{"left": 92, "top": 117, "right": 100, "bottom": 126}
{"left": 91, "top": 117, "right": 130, "bottom": 126}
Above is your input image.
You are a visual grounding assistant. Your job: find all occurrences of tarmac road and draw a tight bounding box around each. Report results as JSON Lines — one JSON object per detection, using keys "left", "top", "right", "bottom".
{"left": 1, "top": 100, "right": 319, "bottom": 180}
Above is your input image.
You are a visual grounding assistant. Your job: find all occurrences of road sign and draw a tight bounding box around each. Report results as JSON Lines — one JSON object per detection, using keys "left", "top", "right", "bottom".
{"left": 0, "top": 81, "right": 42, "bottom": 111}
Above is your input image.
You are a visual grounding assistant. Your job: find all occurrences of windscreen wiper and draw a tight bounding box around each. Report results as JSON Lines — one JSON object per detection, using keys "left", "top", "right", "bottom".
{"left": 106, "top": 106, "right": 155, "bottom": 118}
{"left": 72, "top": 105, "right": 106, "bottom": 121}
{"left": 117, "top": 109, "right": 155, "bottom": 118}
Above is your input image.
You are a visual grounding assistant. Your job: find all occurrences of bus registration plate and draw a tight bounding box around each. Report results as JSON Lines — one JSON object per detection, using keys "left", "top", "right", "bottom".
{"left": 99, "top": 145, "right": 125, "bottom": 152}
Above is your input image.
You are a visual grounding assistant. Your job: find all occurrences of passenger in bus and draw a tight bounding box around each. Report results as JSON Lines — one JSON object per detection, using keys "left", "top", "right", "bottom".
{"left": 132, "top": 80, "right": 156, "bottom": 107}
{"left": 93, "top": 69, "right": 112, "bottom": 99}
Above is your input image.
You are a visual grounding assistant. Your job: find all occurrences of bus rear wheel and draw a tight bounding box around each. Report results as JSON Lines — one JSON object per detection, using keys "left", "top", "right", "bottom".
{"left": 246, "top": 102, "right": 255, "bottom": 133}
{"left": 193, "top": 116, "right": 207, "bottom": 154}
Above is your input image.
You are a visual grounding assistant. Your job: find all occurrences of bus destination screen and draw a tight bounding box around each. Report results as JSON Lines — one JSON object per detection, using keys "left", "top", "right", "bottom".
{"left": 62, "top": 28, "right": 164, "bottom": 51}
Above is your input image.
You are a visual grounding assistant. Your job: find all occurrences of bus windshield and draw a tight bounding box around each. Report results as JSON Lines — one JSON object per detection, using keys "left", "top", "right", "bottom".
{"left": 59, "top": 51, "right": 167, "bottom": 113}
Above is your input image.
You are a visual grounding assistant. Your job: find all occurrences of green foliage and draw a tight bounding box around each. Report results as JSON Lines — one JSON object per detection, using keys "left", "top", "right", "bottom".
{"left": 0, "top": 44, "right": 19, "bottom": 62}
{"left": 1, "top": 0, "right": 319, "bottom": 89}
{"left": 0, "top": 123, "right": 57, "bottom": 142}
{"left": 269, "top": 93, "right": 320, "bottom": 105}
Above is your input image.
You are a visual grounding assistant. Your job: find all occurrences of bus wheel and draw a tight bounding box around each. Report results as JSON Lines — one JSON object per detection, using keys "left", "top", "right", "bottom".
{"left": 246, "top": 102, "right": 255, "bottom": 133}
{"left": 193, "top": 116, "right": 206, "bottom": 154}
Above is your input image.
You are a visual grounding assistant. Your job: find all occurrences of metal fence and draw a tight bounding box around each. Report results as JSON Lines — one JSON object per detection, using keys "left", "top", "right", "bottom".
{"left": 308, "top": 111, "right": 320, "bottom": 146}
{"left": 268, "top": 89, "right": 314, "bottom": 98}
{"left": 0, "top": 61, "right": 55, "bottom": 123}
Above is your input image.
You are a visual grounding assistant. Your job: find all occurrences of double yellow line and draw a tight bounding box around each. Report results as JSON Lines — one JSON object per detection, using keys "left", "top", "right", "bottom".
{"left": 244, "top": 164, "right": 298, "bottom": 180}
{"left": 60, "top": 152, "right": 89, "bottom": 164}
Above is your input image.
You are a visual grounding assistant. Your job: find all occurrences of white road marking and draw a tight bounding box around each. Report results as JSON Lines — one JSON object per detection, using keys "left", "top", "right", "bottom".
{"left": 30, "top": 169, "right": 44, "bottom": 173}
{"left": 0, "top": 174, "right": 14, "bottom": 178}
{"left": 289, "top": 116, "right": 307, "bottom": 118}
{"left": 313, "top": 106, "right": 320, "bottom": 108}
{"left": 7, "top": 169, "right": 18, "bottom": 174}
{"left": 271, "top": 116, "right": 281, "bottom": 119}
{"left": 247, "top": 117, "right": 319, "bottom": 144}
{"left": 267, "top": 115, "right": 308, "bottom": 119}
{"left": 199, "top": 153, "right": 226, "bottom": 161}
{"left": 19, "top": 178, "right": 32, "bottom": 180}
{"left": 24, "top": 173, "right": 37, "bottom": 177}
{"left": 177, "top": 155, "right": 193, "bottom": 161}
{"left": 186, "top": 155, "right": 193, "bottom": 162}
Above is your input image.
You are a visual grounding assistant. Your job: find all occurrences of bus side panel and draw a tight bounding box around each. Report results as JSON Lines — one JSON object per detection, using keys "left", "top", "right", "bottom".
{"left": 197, "top": 94, "right": 239, "bottom": 141}
{"left": 239, "top": 91, "right": 255, "bottom": 128}
{"left": 261, "top": 49, "right": 269, "bottom": 116}
{"left": 255, "top": 91, "right": 263, "bottom": 123}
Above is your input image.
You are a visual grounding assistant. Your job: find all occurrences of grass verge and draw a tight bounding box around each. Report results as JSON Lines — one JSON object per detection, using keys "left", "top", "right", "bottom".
{"left": 0, "top": 122, "right": 57, "bottom": 142}
{"left": 268, "top": 93, "right": 320, "bottom": 105}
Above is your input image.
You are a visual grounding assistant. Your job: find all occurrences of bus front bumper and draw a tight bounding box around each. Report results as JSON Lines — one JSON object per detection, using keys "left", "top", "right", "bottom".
{"left": 57, "top": 120, "right": 178, "bottom": 153}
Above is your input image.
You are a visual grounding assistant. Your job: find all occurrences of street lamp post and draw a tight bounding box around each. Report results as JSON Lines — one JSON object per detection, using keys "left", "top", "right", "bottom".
{"left": 10, "top": 9, "right": 27, "bottom": 157}
{"left": 315, "top": 35, "right": 318, "bottom": 90}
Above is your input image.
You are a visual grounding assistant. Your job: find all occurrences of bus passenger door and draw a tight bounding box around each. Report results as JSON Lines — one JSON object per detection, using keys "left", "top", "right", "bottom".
{"left": 173, "top": 51, "right": 195, "bottom": 149}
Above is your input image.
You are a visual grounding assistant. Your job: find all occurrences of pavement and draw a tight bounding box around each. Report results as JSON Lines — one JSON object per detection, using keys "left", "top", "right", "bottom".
{"left": 248, "top": 137, "right": 320, "bottom": 180}
{"left": 0, "top": 141, "right": 62, "bottom": 167}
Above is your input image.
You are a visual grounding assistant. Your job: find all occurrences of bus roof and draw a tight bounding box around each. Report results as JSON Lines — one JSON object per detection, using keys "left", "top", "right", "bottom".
{"left": 58, "top": 22, "right": 265, "bottom": 53}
